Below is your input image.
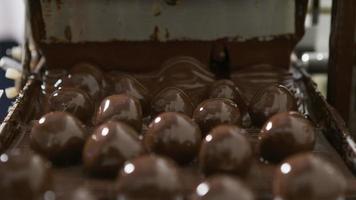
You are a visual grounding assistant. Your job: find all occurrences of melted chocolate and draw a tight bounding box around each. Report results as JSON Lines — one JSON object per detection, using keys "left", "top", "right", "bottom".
{"left": 151, "top": 87, "right": 194, "bottom": 117}
{"left": 199, "top": 125, "right": 252, "bottom": 175}
{"left": 193, "top": 98, "right": 242, "bottom": 135}
{"left": 48, "top": 88, "right": 94, "bottom": 123}
{"left": 273, "top": 153, "right": 347, "bottom": 200}
{"left": 249, "top": 84, "right": 298, "bottom": 126}
{"left": 258, "top": 112, "right": 316, "bottom": 163}
{"left": 209, "top": 80, "right": 251, "bottom": 127}
{"left": 110, "top": 75, "right": 150, "bottom": 115}
{"left": 83, "top": 121, "right": 144, "bottom": 177}
{"left": 209, "top": 79, "right": 247, "bottom": 108}
{"left": 30, "top": 112, "right": 87, "bottom": 165}
{"left": 0, "top": 151, "right": 53, "bottom": 200}
{"left": 62, "top": 63, "right": 104, "bottom": 100}
{"left": 144, "top": 112, "right": 201, "bottom": 164}
{"left": 94, "top": 94, "right": 143, "bottom": 131}
{"left": 116, "top": 155, "right": 183, "bottom": 200}
{"left": 191, "top": 175, "right": 254, "bottom": 200}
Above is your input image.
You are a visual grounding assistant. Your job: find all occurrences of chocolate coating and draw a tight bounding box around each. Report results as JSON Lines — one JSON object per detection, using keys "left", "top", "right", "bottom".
{"left": 249, "top": 84, "right": 298, "bottom": 126}
{"left": 83, "top": 121, "right": 144, "bottom": 177}
{"left": 209, "top": 80, "right": 247, "bottom": 108}
{"left": 199, "top": 125, "right": 252, "bottom": 175}
{"left": 30, "top": 112, "right": 87, "bottom": 164}
{"left": 273, "top": 154, "right": 347, "bottom": 200}
{"left": 0, "top": 151, "right": 52, "bottom": 200}
{"left": 192, "top": 175, "right": 254, "bottom": 200}
{"left": 151, "top": 87, "right": 194, "bottom": 117}
{"left": 94, "top": 94, "right": 143, "bottom": 131}
{"left": 193, "top": 98, "right": 242, "bottom": 135}
{"left": 144, "top": 112, "right": 201, "bottom": 164}
{"left": 42, "top": 69, "right": 68, "bottom": 95}
{"left": 209, "top": 80, "right": 251, "bottom": 127}
{"left": 62, "top": 63, "right": 103, "bottom": 100}
{"left": 112, "top": 75, "right": 150, "bottom": 115}
{"left": 48, "top": 88, "right": 94, "bottom": 123}
{"left": 259, "top": 112, "right": 316, "bottom": 163}
{"left": 116, "top": 155, "right": 182, "bottom": 200}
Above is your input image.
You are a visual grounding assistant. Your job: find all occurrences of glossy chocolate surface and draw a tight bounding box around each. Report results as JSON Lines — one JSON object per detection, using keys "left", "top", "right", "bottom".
{"left": 62, "top": 63, "right": 104, "bottom": 100}
{"left": 83, "top": 121, "right": 143, "bottom": 177}
{"left": 199, "top": 125, "right": 252, "bottom": 175}
{"left": 48, "top": 88, "right": 94, "bottom": 123}
{"left": 30, "top": 112, "right": 87, "bottom": 164}
{"left": 273, "top": 154, "right": 347, "bottom": 200}
{"left": 0, "top": 151, "right": 53, "bottom": 200}
{"left": 94, "top": 94, "right": 143, "bottom": 131}
{"left": 249, "top": 84, "right": 298, "bottom": 126}
{"left": 259, "top": 112, "right": 316, "bottom": 163}
{"left": 41, "top": 69, "right": 68, "bottom": 95}
{"left": 116, "top": 155, "right": 182, "bottom": 200}
{"left": 192, "top": 175, "right": 254, "bottom": 200}
{"left": 193, "top": 98, "right": 242, "bottom": 135}
{"left": 209, "top": 79, "right": 251, "bottom": 127}
{"left": 110, "top": 75, "right": 150, "bottom": 115}
{"left": 151, "top": 87, "right": 194, "bottom": 117}
{"left": 209, "top": 80, "right": 247, "bottom": 108}
{"left": 144, "top": 112, "right": 201, "bottom": 164}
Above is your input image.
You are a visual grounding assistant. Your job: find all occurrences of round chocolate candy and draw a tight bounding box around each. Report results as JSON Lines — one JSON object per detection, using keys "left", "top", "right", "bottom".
{"left": 62, "top": 63, "right": 103, "bottom": 100}
{"left": 209, "top": 80, "right": 247, "bottom": 108}
{"left": 0, "top": 151, "right": 53, "bottom": 200}
{"left": 144, "top": 112, "right": 201, "bottom": 164}
{"left": 249, "top": 84, "right": 298, "bottom": 126}
{"left": 48, "top": 88, "right": 94, "bottom": 123}
{"left": 209, "top": 80, "right": 251, "bottom": 127}
{"left": 30, "top": 112, "right": 87, "bottom": 164}
{"left": 199, "top": 125, "right": 252, "bottom": 175}
{"left": 94, "top": 94, "right": 143, "bottom": 131}
{"left": 258, "top": 112, "right": 316, "bottom": 163}
{"left": 41, "top": 69, "right": 68, "bottom": 95}
{"left": 193, "top": 98, "right": 242, "bottom": 136}
{"left": 112, "top": 75, "right": 150, "bottom": 115}
{"left": 273, "top": 153, "right": 347, "bottom": 200}
{"left": 116, "top": 155, "right": 182, "bottom": 200}
{"left": 192, "top": 175, "right": 254, "bottom": 200}
{"left": 151, "top": 87, "right": 194, "bottom": 117}
{"left": 83, "top": 121, "right": 144, "bottom": 177}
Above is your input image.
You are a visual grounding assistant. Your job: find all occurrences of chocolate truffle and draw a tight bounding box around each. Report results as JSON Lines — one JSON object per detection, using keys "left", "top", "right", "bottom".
{"left": 30, "top": 112, "right": 87, "bottom": 164}
{"left": 209, "top": 80, "right": 247, "bottom": 109}
{"left": 62, "top": 63, "right": 103, "bottom": 100}
{"left": 94, "top": 94, "right": 143, "bottom": 131}
{"left": 249, "top": 84, "right": 298, "bottom": 126}
{"left": 192, "top": 175, "right": 254, "bottom": 200}
{"left": 151, "top": 87, "right": 194, "bottom": 117}
{"left": 116, "top": 155, "right": 182, "bottom": 200}
{"left": 258, "top": 112, "right": 316, "bottom": 163}
{"left": 144, "top": 112, "right": 201, "bottom": 164}
{"left": 112, "top": 75, "right": 150, "bottom": 115}
{"left": 193, "top": 98, "right": 241, "bottom": 135}
{"left": 41, "top": 69, "right": 68, "bottom": 95}
{"left": 0, "top": 151, "right": 53, "bottom": 200}
{"left": 48, "top": 88, "right": 94, "bottom": 123}
{"left": 209, "top": 80, "right": 251, "bottom": 127}
{"left": 199, "top": 125, "right": 252, "bottom": 175}
{"left": 83, "top": 121, "right": 144, "bottom": 177}
{"left": 273, "top": 154, "right": 346, "bottom": 200}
